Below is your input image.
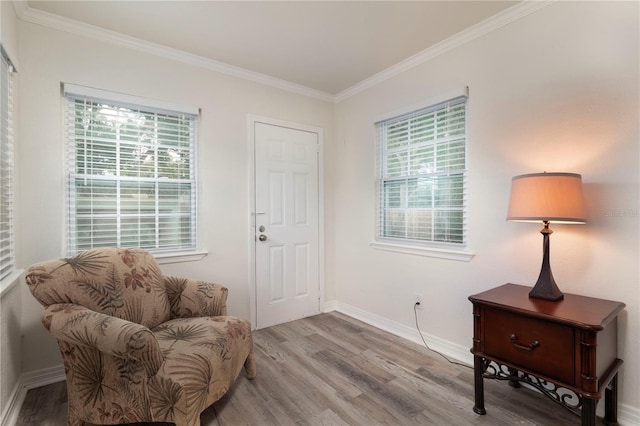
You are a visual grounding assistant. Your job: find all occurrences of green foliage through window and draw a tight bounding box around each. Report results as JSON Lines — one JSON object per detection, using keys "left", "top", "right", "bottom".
{"left": 66, "top": 92, "right": 197, "bottom": 255}
{"left": 376, "top": 96, "right": 467, "bottom": 245}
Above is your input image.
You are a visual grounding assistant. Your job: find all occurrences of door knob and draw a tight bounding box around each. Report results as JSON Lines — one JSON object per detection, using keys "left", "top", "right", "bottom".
{"left": 258, "top": 234, "right": 267, "bottom": 242}
{"left": 258, "top": 225, "right": 265, "bottom": 232}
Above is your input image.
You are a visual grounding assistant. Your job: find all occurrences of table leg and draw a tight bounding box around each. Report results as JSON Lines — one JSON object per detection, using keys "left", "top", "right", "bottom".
{"left": 582, "top": 398, "right": 596, "bottom": 426}
{"left": 473, "top": 355, "right": 486, "bottom": 415}
{"left": 603, "top": 373, "right": 619, "bottom": 426}
{"left": 508, "top": 367, "right": 521, "bottom": 388}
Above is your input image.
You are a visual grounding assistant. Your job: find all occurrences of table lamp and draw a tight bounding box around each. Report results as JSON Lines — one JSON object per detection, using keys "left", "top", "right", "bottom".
{"left": 507, "top": 172, "right": 586, "bottom": 301}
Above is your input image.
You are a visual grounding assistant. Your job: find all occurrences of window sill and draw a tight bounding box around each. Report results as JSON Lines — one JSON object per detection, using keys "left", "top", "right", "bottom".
{"left": 1, "top": 269, "right": 25, "bottom": 298}
{"left": 154, "top": 250, "right": 208, "bottom": 265}
{"left": 370, "top": 241, "right": 474, "bottom": 262}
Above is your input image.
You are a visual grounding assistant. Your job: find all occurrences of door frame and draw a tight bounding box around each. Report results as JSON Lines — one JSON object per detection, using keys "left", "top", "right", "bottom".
{"left": 247, "top": 114, "right": 325, "bottom": 329}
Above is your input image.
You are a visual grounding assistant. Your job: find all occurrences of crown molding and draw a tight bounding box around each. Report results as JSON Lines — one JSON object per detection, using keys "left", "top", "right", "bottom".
{"left": 17, "top": 5, "right": 335, "bottom": 103}
{"left": 334, "top": 0, "right": 554, "bottom": 102}
{"left": 11, "top": 1, "right": 28, "bottom": 20}
{"left": 16, "top": 1, "right": 553, "bottom": 104}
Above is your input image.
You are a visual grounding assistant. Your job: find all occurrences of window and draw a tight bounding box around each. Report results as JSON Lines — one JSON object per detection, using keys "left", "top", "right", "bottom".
{"left": 64, "top": 85, "right": 198, "bottom": 255}
{"left": 375, "top": 95, "right": 468, "bottom": 248}
{"left": 0, "top": 48, "right": 15, "bottom": 281}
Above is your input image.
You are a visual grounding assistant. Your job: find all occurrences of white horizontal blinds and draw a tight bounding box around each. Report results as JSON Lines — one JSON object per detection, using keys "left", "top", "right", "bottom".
{"left": 376, "top": 96, "right": 467, "bottom": 245}
{"left": 65, "top": 89, "right": 198, "bottom": 255}
{"left": 0, "top": 50, "right": 15, "bottom": 280}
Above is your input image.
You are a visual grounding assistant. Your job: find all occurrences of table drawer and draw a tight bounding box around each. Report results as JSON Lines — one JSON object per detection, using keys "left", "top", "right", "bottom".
{"left": 483, "top": 308, "right": 574, "bottom": 385}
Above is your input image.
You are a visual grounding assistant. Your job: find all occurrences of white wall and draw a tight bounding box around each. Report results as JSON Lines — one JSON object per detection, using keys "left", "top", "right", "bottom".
{"left": 12, "top": 0, "right": 640, "bottom": 422}
{"left": 0, "top": 0, "right": 22, "bottom": 416}
{"left": 332, "top": 0, "right": 639, "bottom": 415}
{"left": 17, "top": 20, "right": 334, "bottom": 373}
{"left": 0, "top": 283, "right": 21, "bottom": 417}
{"left": 0, "top": 1, "right": 18, "bottom": 61}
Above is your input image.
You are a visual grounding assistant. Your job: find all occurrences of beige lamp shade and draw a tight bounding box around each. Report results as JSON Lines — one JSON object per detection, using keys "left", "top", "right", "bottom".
{"left": 507, "top": 172, "right": 586, "bottom": 223}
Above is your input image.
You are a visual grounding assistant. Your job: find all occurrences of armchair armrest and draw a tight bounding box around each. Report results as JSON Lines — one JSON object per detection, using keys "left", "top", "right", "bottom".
{"left": 43, "top": 303, "right": 164, "bottom": 377}
{"left": 164, "top": 276, "right": 228, "bottom": 319}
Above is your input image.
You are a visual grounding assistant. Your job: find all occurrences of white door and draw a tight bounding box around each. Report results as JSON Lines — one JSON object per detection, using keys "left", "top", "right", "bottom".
{"left": 254, "top": 122, "right": 320, "bottom": 329}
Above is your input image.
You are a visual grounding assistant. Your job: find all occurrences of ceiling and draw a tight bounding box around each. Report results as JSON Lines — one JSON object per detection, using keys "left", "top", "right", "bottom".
{"left": 25, "top": 1, "right": 517, "bottom": 96}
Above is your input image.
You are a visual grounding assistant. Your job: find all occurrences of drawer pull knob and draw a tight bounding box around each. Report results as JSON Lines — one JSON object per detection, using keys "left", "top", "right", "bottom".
{"left": 509, "top": 334, "right": 540, "bottom": 351}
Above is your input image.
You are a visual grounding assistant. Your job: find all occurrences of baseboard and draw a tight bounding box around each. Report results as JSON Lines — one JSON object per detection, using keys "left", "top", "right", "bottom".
{"left": 619, "top": 403, "right": 640, "bottom": 426}
{"left": 0, "top": 379, "right": 22, "bottom": 426}
{"left": 0, "top": 365, "right": 65, "bottom": 426}
{"left": 323, "top": 300, "right": 640, "bottom": 426}
{"left": 324, "top": 300, "right": 473, "bottom": 366}
{"left": 5, "top": 309, "right": 640, "bottom": 426}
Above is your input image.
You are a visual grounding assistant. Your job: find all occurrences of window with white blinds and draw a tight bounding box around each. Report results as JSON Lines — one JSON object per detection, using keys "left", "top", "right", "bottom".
{"left": 0, "top": 49, "right": 15, "bottom": 280}
{"left": 376, "top": 95, "right": 468, "bottom": 246}
{"left": 65, "top": 87, "right": 198, "bottom": 255}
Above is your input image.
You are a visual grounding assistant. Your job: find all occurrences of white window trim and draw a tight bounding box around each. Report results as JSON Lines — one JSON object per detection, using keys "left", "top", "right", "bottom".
{"left": 0, "top": 268, "right": 24, "bottom": 298}
{"left": 63, "top": 83, "right": 199, "bottom": 116}
{"left": 0, "top": 48, "right": 16, "bottom": 282}
{"left": 373, "top": 87, "right": 474, "bottom": 261}
{"left": 375, "top": 87, "right": 469, "bottom": 123}
{"left": 370, "top": 241, "right": 474, "bottom": 262}
{"left": 154, "top": 250, "right": 208, "bottom": 265}
{"left": 63, "top": 84, "right": 201, "bottom": 256}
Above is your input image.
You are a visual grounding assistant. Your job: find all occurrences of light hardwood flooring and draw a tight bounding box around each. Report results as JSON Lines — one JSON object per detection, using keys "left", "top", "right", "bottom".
{"left": 16, "top": 311, "right": 580, "bottom": 425}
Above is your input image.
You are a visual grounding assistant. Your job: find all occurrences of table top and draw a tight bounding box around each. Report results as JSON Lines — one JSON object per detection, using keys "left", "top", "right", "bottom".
{"left": 469, "top": 283, "right": 626, "bottom": 331}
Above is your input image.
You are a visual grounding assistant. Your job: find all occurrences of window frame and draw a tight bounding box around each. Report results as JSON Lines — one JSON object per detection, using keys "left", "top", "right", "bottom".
{"left": 63, "top": 84, "right": 202, "bottom": 259}
{"left": 371, "top": 88, "right": 474, "bottom": 262}
{"left": 0, "top": 47, "right": 16, "bottom": 286}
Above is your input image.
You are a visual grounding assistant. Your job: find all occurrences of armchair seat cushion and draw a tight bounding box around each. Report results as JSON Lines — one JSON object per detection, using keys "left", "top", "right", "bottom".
{"left": 150, "top": 316, "right": 255, "bottom": 422}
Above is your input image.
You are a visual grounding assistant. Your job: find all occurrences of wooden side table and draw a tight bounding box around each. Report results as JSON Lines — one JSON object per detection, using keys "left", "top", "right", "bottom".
{"left": 469, "top": 284, "right": 625, "bottom": 426}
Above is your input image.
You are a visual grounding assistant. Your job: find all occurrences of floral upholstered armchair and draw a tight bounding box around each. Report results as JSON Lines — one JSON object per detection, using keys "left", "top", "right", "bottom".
{"left": 25, "top": 248, "right": 256, "bottom": 426}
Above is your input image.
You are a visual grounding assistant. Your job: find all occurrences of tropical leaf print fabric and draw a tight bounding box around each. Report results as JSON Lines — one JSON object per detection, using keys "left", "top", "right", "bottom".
{"left": 25, "top": 248, "right": 255, "bottom": 426}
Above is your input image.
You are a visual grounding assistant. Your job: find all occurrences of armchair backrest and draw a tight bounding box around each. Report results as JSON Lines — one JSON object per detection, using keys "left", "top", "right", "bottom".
{"left": 26, "top": 248, "right": 171, "bottom": 329}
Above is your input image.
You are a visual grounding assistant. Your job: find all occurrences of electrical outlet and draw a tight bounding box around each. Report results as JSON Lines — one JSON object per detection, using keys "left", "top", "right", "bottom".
{"left": 415, "top": 294, "right": 423, "bottom": 309}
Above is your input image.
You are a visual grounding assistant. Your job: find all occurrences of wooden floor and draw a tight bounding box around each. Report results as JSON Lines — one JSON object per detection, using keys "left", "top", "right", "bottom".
{"left": 16, "top": 312, "right": 580, "bottom": 426}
